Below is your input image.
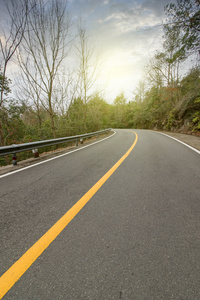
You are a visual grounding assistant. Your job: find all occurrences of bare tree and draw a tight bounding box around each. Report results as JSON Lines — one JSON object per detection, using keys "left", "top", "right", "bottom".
{"left": 75, "top": 24, "right": 101, "bottom": 131}
{"left": 16, "top": 67, "right": 43, "bottom": 130}
{"left": 53, "top": 69, "right": 79, "bottom": 118}
{"left": 146, "top": 20, "right": 186, "bottom": 91}
{"left": 18, "top": 0, "right": 72, "bottom": 138}
{"left": 0, "top": 0, "right": 29, "bottom": 146}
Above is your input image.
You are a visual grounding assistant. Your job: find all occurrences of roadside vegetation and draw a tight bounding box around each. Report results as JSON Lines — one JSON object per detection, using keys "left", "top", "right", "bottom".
{"left": 0, "top": 0, "right": 199, "bottom": 165}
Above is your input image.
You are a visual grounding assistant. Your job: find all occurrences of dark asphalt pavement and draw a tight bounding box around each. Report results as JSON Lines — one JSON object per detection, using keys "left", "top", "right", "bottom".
{"left": 0, "top": 129, "right": 200, "bottom": 299}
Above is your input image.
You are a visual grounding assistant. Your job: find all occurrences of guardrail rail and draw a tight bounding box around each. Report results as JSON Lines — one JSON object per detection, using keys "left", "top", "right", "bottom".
{"left": 0, "top": 128, "right": 111, "bottom": 165}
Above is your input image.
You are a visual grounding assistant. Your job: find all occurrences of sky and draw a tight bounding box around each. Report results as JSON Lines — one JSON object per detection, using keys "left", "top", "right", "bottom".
{"left": 67, "top": 0, "right": 176, "bottom": 102}
{"left": 0, "top": 0, "right": 177, "bottom": 103}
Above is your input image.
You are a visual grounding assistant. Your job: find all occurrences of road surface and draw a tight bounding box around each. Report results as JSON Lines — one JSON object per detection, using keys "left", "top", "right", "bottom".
{"left": 0, "top": 129, "right": 200, "bottom": 299}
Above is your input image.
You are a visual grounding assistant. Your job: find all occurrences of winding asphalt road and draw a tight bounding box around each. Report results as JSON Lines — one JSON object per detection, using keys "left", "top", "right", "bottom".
{"left": 0, "top": 129, "right": 200, "bottom": 299}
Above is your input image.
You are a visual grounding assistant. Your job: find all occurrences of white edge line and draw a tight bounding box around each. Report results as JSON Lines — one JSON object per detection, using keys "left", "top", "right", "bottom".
{"left": 0, "top": 131, "right": 116, "bottom": 179}
{"left": 155, "top": 131, "right": 200, "bottom": 154}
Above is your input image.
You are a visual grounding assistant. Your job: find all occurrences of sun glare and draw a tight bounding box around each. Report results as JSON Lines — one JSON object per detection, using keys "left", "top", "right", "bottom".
{"left": 99, "top": 50, "right": 138, "bottom": 100}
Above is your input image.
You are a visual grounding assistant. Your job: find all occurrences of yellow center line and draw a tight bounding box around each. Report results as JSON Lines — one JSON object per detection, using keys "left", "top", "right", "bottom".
{"left": 0, "top": 131, "right": 138, "bottom": 299}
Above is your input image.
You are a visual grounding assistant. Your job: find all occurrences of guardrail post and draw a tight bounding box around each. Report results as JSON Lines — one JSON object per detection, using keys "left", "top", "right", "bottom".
{"left": 12, "top": 153, "right": 17, "bottom": 165}
{"left": 32, "top": 149, "right": 39, "bottom": 158}
{"left": 97, "top": 134, "right": 99, "bottom": 140}
{"left": 76, "top": 139, "right": 78, "bottom": 146}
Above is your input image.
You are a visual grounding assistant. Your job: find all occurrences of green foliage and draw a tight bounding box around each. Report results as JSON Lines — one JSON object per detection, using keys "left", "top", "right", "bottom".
{"left": 1, "top": 99, "right": 26, "bottom": 144}
{"left": 180, "top": 67, "right": 200, "bottom": 95}
{"left": 166, "top": 109, "right": 176, "bottom": 131}
{"left": 66, "top": 97, "right": 86, "bottom": 135}
{"left": 87, "top": 94, "right": 111, "bottom": 131}
{"left": 176, "top": 67, "right": 200, "bottom": 126}
{"left": 191, "top": 111, "right": 200, "bottom": 131}
{"left": 127, "top": 64, "right": 200, "bottom": 132}
{"left": 112, "top": 92, "right": 128, "bottom": 128}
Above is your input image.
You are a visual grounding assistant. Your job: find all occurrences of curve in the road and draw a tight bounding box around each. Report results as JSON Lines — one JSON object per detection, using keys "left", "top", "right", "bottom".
{"left": 0, "top": 131, "right": 138, "bottom": 299}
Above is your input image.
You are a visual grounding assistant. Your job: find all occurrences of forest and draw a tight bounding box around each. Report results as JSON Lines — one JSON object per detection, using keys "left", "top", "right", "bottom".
{"left": 0, "top": 0, "right": 200, "bottom": 165}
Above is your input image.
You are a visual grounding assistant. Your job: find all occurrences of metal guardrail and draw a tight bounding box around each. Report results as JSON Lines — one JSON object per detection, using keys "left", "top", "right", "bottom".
{"left": 0, "top": 128, "right": 111, "bottom": 165}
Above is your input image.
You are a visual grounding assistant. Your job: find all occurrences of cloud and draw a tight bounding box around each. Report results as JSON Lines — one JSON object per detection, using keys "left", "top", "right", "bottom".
{"left": 142, "top": 0, "right": 176, "bottom": 16}
{"left": 69, "top": 0, "right": 173, "bottom": 34}
{"left": 68, "top": 0, "right": 171, "bottom": 101}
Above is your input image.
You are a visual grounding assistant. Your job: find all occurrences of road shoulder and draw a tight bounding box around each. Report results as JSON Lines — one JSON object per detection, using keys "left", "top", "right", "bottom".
{"left": 156, "top": 131, "right": 200, "bottom": 151}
